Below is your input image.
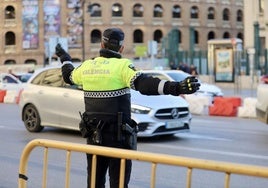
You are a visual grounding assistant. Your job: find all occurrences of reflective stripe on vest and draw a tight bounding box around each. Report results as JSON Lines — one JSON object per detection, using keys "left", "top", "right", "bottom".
{"left": 84, "top": 88, "right": 130, "bottom": 98}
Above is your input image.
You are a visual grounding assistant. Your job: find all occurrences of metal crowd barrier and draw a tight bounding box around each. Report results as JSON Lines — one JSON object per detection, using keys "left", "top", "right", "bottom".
{"left": 18, "top": 139, "right": 268, "bottom": 188}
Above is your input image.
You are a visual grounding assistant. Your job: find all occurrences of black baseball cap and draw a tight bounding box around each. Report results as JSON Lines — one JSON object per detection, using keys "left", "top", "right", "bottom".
{"left": 102, "top": 28, "right": 124, "bottom": 51}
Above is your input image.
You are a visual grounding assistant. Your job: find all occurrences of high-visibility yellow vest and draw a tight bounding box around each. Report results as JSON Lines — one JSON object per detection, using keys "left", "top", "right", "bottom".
{"left": 71, "top": 57, "right": 138, "bottom": 91}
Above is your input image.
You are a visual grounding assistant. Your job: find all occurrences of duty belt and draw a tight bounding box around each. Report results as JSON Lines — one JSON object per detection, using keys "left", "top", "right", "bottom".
{"left": 84, "top": 88, "right": 130, "bottom": 98}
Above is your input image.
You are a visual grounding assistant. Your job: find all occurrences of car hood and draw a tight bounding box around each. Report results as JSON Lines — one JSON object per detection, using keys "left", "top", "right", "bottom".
{"left": 130, "top": 90, "right": 189, "bottom": 108}
{"left": 199, "top": 83, "right": 223, "bottom": 95}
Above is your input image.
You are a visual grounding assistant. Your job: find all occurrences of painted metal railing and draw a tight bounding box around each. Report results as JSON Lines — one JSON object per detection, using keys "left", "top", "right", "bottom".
{"left": 18, "top": 139, "right": 268, "bottom": 188}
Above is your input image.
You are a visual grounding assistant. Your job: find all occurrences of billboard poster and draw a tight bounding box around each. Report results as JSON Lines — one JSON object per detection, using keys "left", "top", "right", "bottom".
{"left": 66, "top": 0, "right": 84, "bottom": 48}
{"left": 43, "top": 0, "right": 61, "bottom": 41}
{"left": 215, "top": 49, "right": 234, "bottom": 82}
{"left": 22, "top": 0, "right": 39, "bottom": 49}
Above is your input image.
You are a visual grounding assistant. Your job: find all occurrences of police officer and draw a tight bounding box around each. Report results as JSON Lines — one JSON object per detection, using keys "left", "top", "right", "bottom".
{"left": 55, "top": 27, "right": 200, "bottom": 188}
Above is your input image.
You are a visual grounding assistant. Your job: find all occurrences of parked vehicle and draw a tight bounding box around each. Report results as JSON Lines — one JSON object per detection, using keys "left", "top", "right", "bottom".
{"left": 0, "top": 73, "right": 24, "bottom": 91}
{"left": 16, "top": 73, "right": 33, "bottom": 83}
{"left": 18, "top": 66, "right": 192, "bottom": 137}
{"left": 256, "top": 83, "right": 268, "bottom": 124}
{"left": 142, "top": 70, "right": 224, "bottom": 101}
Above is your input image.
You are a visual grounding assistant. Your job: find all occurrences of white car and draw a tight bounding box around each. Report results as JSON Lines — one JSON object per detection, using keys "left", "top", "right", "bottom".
{"left": 0, "top": 73, "right": 24, "bottom": 91}
{"left": 142, "top": 70, "right": 224, "bottom": 100}
{"left": 256, "top": 83, "right": 268, "bottom": 124}
{"left": 18, "top": 66, "right": 192, "bottom": 137}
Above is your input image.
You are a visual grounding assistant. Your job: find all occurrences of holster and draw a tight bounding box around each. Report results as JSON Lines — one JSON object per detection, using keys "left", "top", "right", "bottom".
{"left": 79, "top": 111, "right": 138, "bottom": 149}
{"left": 79, "top": 112, "right": 107, "bottom": 145}
{"left": 122, "top": 120, "right": 139, "bottom": 150}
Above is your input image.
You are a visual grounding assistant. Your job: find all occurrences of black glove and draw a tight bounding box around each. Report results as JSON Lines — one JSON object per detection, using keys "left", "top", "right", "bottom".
{"left": 55, "top": 43, "right": 72, "bottom": 63}
{"left": 164, "top": 76, "right": 200, "bottom": 96}
{"left": 178, "top": 76, "right": 200, "bottom": 94}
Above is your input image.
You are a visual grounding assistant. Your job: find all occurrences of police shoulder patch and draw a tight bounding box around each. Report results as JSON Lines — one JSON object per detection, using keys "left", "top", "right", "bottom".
{"left": 128, "top": 64, "right": 136, "bottom": 71}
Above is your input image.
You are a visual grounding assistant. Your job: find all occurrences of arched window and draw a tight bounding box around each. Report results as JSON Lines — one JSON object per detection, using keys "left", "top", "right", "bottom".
{"left": 207, "top": 31, "right": 215, "bottom": 40}
{"left": 190, "top": 6, "right": 199, "bottom": 19}
{"left": 236, "top": 10, "right": 243, "bottom": 22}
{"left": 237, "top": 33, "right": 243, "bottom": 40}
{"left": 133, "top": 4, "right": 143, "bottom": 17}
{"left": 4, "top": 59, "right": 16, "bottom": 65}
{"left": 88, "top": 3, "right": 101, "bottom": 17}
{"left": 153, "top": 29, "right": 163, "bottom": 43}
{"left": 153, "top": 4, "right": 163, "bottom": 17}
{"left": 223, "top": 8, "right": 230, "bottom": 21}
{"left": 91, "top": 29, "right": 101, "bottom": 43}
{"left": 5, "top": 31, "right": 16, "bottom": 45}
{"left": 112, "top": 3, "right": 123, "bottom": 17}
{"left": 172, "top": 5, "right": 181, "bottom": 18}
{"left": 133, "top": 29, "right": 143, "bottom": 43}
{"left": 25, "top": 59, "right": 37, "bottom": 65}
{"left": 208, "top": 7, "right": 215, "bottom": 20}
{"left": 223, "top": 32, "right": 230, "bottom": 38}
{"left": 5, "top": 6, "right": 15, "bottom": 19}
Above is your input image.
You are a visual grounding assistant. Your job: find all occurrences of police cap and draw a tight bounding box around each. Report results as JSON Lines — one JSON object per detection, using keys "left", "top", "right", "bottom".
{"left": 102, "top": 28, "right": 124, "bottom": 51}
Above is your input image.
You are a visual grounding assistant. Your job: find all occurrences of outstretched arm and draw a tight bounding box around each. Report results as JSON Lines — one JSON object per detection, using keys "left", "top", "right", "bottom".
{"left": 55, "top": 43, "right": 75, "bottom": 85}
{"left": 134, "top": 74, "right": 200, "bottom": 96}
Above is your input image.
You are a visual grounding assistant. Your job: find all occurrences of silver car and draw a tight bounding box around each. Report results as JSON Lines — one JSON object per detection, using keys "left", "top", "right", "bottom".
{"left": 18, "top": 66, "right": 192, "bottom": 137}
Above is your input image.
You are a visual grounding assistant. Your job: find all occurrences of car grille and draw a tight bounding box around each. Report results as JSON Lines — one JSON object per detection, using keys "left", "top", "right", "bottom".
{"left": 154, "top": 123, "right": 189, "bottom": 133}
{"left": 155, "top": 107, "right": 189, "bottom": 119}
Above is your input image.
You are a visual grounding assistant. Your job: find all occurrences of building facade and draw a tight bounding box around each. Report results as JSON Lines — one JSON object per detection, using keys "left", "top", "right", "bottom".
{"left": 244, "top": 0, "right": 268, "bottom": 73}
{"left": 244, "top": 0, "right": 268, "bottom": 49}
{"left": 0, "top": 0, "right": 244, "bottom": 66}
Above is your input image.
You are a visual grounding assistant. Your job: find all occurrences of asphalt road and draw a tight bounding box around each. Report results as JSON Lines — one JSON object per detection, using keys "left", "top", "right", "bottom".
{"left": 1, "top": 103, "right": 268, "bottom": 188}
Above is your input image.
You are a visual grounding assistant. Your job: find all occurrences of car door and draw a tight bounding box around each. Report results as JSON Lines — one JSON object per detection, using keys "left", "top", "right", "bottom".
{"left": 33, "top": 68, "right": 65, "bottom": 127}
{"left": 59, "top": 84, "right": 84, "bottom": 130}
{"left": 42, "top": 67, "right": 84, "bottom": 130}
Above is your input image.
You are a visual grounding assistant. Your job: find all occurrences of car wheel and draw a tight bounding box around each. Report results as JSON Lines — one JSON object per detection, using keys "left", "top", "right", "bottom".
{"left": 23, "top": 104, "right": 44, "bottom": 132}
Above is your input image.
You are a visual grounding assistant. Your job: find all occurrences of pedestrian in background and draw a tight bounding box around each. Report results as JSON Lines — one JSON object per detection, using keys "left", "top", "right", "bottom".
{"left": 190, "top": 64, "right": 198, "bottom": 76}
{"left": 55, "top": 27, "right": 200, "bottom": 188}
{"left": 178, "top": 62, "right": 190, "bottom": 73}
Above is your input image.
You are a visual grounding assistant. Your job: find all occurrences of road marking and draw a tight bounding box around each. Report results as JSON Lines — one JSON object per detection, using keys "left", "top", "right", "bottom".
{"left": 145, "top": 143, "right": 268, "bottom": 160}
{"left": 177, "top": 133, "right": 231, "bottom": 141}
{"left": 0, "top": 125, "right": 22, "bottom": 130}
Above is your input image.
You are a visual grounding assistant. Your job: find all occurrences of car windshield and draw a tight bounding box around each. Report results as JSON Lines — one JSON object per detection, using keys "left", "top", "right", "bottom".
{"left": 166, "top": 72, "right": 189, "bottom": 81}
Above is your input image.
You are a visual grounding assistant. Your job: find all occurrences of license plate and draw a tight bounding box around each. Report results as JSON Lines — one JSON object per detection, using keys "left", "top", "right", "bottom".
{"left": 166, "top": 121, "right": 182, "bottom": 129}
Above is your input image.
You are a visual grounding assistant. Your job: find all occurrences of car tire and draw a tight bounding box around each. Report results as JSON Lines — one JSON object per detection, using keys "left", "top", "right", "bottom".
{"left": 23, "top": 104, "right": 44, "bottom": 132}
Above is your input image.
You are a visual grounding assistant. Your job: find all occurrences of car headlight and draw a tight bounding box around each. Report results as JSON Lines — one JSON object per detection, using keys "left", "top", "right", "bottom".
{"left": 131, "top": 104, "right": 151, "bottom": 114}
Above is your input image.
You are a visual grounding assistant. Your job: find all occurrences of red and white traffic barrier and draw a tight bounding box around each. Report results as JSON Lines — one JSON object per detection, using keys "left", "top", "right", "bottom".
{"left": 237, "top": 97, "right": 257, "bottom": 118}
{"left": 3, "top": 90, "right": 20, "bottom": 103}
{"left": 184, "top": 95, "right": 210, "bottom": 115}
{"left": 0, "top": 90, "right": 6, "bottom": 103}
